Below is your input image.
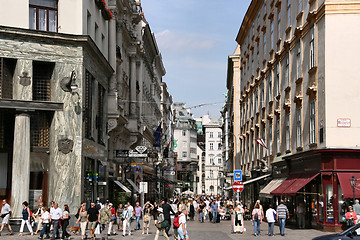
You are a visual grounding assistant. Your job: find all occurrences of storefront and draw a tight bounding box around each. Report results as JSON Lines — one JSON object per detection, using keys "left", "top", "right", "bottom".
{"left": 261, "top": 149, "right": 360, "bottom": 232}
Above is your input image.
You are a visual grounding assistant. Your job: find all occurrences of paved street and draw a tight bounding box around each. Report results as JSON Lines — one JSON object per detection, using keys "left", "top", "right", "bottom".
{"left": 0, "top": 218, "right": 330, "bottom": 240}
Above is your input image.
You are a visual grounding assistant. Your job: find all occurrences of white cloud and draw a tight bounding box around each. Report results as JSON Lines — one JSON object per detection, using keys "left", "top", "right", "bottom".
{"left": 155, "top": 30, "right": 214, "bottom": 52}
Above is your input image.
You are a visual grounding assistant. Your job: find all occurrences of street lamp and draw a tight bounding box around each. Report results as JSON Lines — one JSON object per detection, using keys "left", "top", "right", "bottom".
{"left": 350, "top": 176, "right": 357, "bottom": 204}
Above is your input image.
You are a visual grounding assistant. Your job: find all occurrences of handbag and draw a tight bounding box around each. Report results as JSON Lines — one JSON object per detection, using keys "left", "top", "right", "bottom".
{"left": 273, "top": 211, "right": 277, "bottom": 222}
{"left": 347, "top": 219, "right": 355, "bottom": 227}
{"left": 144, "top": 214, "right": 150, "bottom": 223}
{"left": 155, "top": 222, "right": 162, "bottom": 229}
{"left": 161, "top": 220, "right": 170, "bottom": 229}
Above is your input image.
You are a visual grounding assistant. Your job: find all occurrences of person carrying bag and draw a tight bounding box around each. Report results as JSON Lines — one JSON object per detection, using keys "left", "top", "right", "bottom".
{"left": 154, "top": 208, "right": 169, "bottom": 240}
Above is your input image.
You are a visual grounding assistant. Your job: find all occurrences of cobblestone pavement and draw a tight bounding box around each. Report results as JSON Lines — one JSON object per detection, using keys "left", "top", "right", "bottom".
{"left": 0, "top": 218, "right": 331, "bottom": 240}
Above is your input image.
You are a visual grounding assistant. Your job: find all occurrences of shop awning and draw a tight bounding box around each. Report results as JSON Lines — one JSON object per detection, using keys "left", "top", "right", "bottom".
{"left": 126, "top": 179, "right": 141, "bottom": 193}
{"left": 282, "top": 173, "right": 319, "bottom": 195}
{"left": 271, "top": 173, "right": 319, "bottom": 196}
{"left": 243, "top": 174, "right": 271, "bottom": 185}
{"left": 259, "top": 178, "right": 286, "bottom": 198}
{"left": 337, "top": 172, "right": 360, "bottom": 199}
{"left": 113, "top": 180, "right": 131, "bottom": 193}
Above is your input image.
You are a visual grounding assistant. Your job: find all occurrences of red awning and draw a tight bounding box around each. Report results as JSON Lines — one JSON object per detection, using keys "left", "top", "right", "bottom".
{"left": 271, "top": 174, "right": 301, "bottom": 195}
{"left": 271, "top": 173, "right": 319, "bottom": 196}
{"left": 282, "top": 173, "right": 319, "bottom": 195}
{"left": 337, "top": 172, "right": 360, "bottom": 199}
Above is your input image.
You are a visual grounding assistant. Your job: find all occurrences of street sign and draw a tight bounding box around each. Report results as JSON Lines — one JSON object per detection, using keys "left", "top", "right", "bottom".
{"left": 115, "top": 150, "right": 129, "bottom": 158}
{"left": 139, "top": 182, "right": 148, "bottom": 194}
{"left": 133, "top": 166, "right": 142, "bottom": 173}
{"left": 232, "top": 181, "right": 244, "bottom": 193}
{"left": 234, "top": 170, "right": 242, "bottom": 181}
{"left": 129, "top": 146, "right": 148, "bottom": 158}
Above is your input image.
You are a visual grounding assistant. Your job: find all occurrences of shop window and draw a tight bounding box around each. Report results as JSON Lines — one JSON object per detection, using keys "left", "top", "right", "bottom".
{"left": 326, "top": 184, "right": 334, "bottom": 222}
{"left": 29, "top": 0, "right": 58, "bottom": 32}
{"left": 0, "top": 58, "right": 16, "bottom": 99}
{"left": 338, "top": 183, "right": 346, "bottom": 223}
{"left": 33, "top": 61, "right": 54, "bottom": 101}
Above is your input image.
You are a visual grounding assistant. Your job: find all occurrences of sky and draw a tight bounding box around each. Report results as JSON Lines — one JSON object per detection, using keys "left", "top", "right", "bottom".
{"left": 141, "top": 0, "right": 252, "bottom": 118}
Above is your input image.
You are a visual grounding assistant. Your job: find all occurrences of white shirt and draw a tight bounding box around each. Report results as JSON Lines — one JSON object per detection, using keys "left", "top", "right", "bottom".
{"left": 127, "top": 205, "right": 134, "bottom": 217}
{"left": 1, "top": 203, "right": 11, "bottom": 214}
{"left": 51, "top": 207, "right": 63, "bottom": 220}
{"left": 179, "top": 213, "right": 187, "bottom": 228}
{"left": 266, "top": 208, "right": 276, "bottom": 223}
{"left": 205, "top": 200, "right": 210, "bottom": 210}
{"left": 42, "top": 211, "right": 50, "bottom": 223}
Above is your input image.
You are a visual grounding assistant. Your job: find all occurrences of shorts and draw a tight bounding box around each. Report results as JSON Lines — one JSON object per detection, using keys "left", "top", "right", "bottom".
{"left": 2, "top": 214, "right": 10, "bottom": 225}
{"left": 178, "top": 229, "right": 189, "bottom": 239}
{"left": 88, "top": 221, "right": 97, "bottom": 230}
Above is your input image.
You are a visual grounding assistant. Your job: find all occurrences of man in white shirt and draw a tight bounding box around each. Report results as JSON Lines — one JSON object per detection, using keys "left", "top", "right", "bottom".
{"left": 178, "top": 209, "right": 189, "bottom": 240}
{"left": 0, "top": 200, "right": 13, "bottom": 236}
{"left": 265, "top": 204, "right": 277, "bottom": 236}
{"left": 50, "top": 203, "right": 62, "bottom": 239}
{"left": 127, "top": 202, "right": 134, "bottom": 233}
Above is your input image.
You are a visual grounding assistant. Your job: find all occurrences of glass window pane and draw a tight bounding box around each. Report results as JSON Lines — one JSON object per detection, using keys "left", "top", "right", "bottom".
{"left": 326, "top": 184, "right": 334, "bottom": 222}
{"left": 29, "top": 7, "right": 36, "bottom": 29}
{"left": 30, "top": 0, "right": 57, "bottom": 8}
{"left": 49, "top": 10, "right": 57, "bottom": 32}
{"left": 38, "top": 9, "right": 47, "bottom": 31}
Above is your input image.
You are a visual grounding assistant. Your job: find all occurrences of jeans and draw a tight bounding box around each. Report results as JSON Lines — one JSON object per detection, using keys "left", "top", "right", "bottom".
{"left": 298, "top": 213, "right": 305, "bottom": 228}
{"left": 51, "top": 220, "right": 60, "bottom": 238}
{"left": 62, "top": 219, "right": 70, "bottom": 238}
{"left": 213, "top": 212, "right": 218, "bottom": 223}
{"left": 253, "top": 219, "right": 261, "bottom": 235}
{"left": 40, "top": 223, "right": 49, "bottom": 238}
{"left": 200, "top": 212, "right": 204, "bottom": 223}
{"left": 279, "top": 218, "right": 286, "bottom": 235}
{"left": 135, "top": 216, "right": 141, "bottom": 230}
{"left": 268, "top": 222, "right": 274, "bottom": 236}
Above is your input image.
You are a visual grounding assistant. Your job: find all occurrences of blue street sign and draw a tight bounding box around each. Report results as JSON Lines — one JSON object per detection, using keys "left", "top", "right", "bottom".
{"left": 234, "top": 170, "right": 242, "bottom": 181}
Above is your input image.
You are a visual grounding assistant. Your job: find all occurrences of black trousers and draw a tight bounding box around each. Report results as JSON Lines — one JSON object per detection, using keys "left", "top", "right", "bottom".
{"left": 61, "top": 219, "right": 70, "bottom": 238}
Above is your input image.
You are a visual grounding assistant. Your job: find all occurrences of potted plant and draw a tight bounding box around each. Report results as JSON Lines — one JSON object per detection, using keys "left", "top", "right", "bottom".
{"left": 102, "top": 8, "right": 113, "bottom": 20}
{"left": 95, "top": 0, "right": 106, "bottom": 10}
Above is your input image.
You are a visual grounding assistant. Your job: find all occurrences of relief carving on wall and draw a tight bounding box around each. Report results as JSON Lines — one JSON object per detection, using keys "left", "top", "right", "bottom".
{"left": 58, "top": 138, "right": 74, "bottom": 154}
{"left": 19, "top": 72, "right": 31, "bottom": 86}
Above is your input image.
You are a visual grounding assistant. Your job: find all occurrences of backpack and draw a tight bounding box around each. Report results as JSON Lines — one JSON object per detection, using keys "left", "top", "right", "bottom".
{"left": 254, "top": 212, "right": 259, "bottom": 221}
{"left": 173, "top": 216, "right": 180, "bottom": 228}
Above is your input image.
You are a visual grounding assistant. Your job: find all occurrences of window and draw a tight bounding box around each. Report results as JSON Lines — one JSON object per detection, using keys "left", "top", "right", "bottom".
{"left": 262, "top": 126, "right": 266, "bottom": 158}
{"left": 286, "top": 113, "right": 290, "bottom": 151}
{"left": 310, "top": 27, "right": 315, "bottom": 69}
{"left": 263, "top": 33, "right": 267, "bottom": 57}
{"left": 218, "top": 132, "right": 222, "bottom": 138}
{"left": 182, "top": 130, "right": 186, "bottom": 136}
{"left": 310, "top": 100, "right": 316, "bottom": 144}
{"left": 264, "top": 1, "right": 267, "bottom": 14}
{"left": 97, "top": 83, "right": 106, "bottom": 145}
{"left": 84, "top": 70, "right": 94, "bottom": 139}
{"left": 182, "top": 152, "right": 187, "bottom": 158}
{"left": 0, "top": 58, "right": 16, "bottom": 99}
{"left": 210, "top": 170, "right": 214, "bottom": 178}
{"left": 210, "top": 143, "right": 214, "bottom": 150}
{"left": 255, "top": 90, "right": 258, "bottom": 113}
{"left": 218, "top": 143, "right": 222, "bottom": 150}
{"left": 218, "top": 158, "right": 222, "bottom": 164}
{"left": 276, "top": 119, "right": 280, "bottom": 153}
{"left": 278, "top": 10, "right": 281, "bottom": 39}
{"left": 287, "top": 0, "right": 291, "bottom": 27}
{"left": 275, "top": 64, "right": 280, "bottom": 96}
{"left": 269, "top": 123, "right": 273, "bottom": 155}
{"left": 29, "top": 0, "right": 57, "bottom": 32}
{"left": 296, "top": 108, "right": 302, "bottom": 148}
{"left": 296, "top": 41, "right": 302, "bottom": 79}
{"left": 183, "top": 141, "right": 187, "bottom": 148}
{"left": 257, "top": 11, "right": 260, "bottom": 26}
{"left": 257, "top": 43, "right": 260, "bottom": 66}
{"left": 268, "top": 74, "right": 273, "bottom": 100}
{"left": 270, "top": 21, "right": 274, "bottom": 49}
{"left": 209, "top": 132, "right": 213, "bottom": 138}
{"left": 260, "top": 82, "right": 264, "bottom": 107}
{"left": 298, "top": 0, "right": 303, "bottom": 14}
{"left": 30, "top": 112, "right": 51, "bottom": 148}
{"left": 250, "top": 94, "right": 253, "bottom": 117}
{"left": 210, "top": 157, "right": 214, "bottom": 164}
{"left": 33, "top": 61, "right": 54, "bottom": 101}
{"left": 210, "top": 185, "right": 214, "bottom": 192}
{"left": 285, "top": 53, "right": 289, "bottom": 87}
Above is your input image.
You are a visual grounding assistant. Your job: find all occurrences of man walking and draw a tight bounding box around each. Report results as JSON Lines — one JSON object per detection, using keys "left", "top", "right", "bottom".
{"left": 296, "top": 202, "right": 306, "bottom": 229}
{"left": 211, "top": 200, "right": 218, "bottom": 224}
{"left": 134, "top": 202, "right": 142, "bottom": 230}
{"left": 161, "top": 198, "right": 176, "bottom": 236}
{"left": 126, "top": 201, "right": 134, "bottom": 231}
{"left": 50, "top": 203, "right": 62, "bottom": 240}
{"left": 178, "top": 209, "right": 189, "bottom": 240}
{"left": 87, "top": 202, "right": 99, "bottom": 240}
{"left": 122, "top": 204, "right": 131, "bottom": 236}
{"left": 276, "top": 200, "right": 289, "bottom": 236}
{"left": 99, "top": 203, "right": 112, "bottom": 240}
{"left": 0, "top": 199, "right": 13, "bottom": 236}
{"left": 265, "top": 204, "right": 277, "bottom": 236}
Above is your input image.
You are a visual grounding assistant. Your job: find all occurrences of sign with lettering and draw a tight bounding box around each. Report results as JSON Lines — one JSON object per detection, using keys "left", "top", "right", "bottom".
{"left": 337, "top": 118, "right": 351, "bottom": 128}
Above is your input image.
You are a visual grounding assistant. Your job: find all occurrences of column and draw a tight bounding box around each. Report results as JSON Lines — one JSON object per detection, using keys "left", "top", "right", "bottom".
{"left": 11, "top": 114, "right": 31, "bottom": 219}
{"left": 130, "top": 56, "right": 137, "bottom": 116}
{"left": 138, "top": 61, "right": 143, "bottom": 118}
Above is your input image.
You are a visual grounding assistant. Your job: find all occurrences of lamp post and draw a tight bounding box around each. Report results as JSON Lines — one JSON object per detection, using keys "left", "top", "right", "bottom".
{"left": 350, "top": 176, "right": 357, "bottom": 204}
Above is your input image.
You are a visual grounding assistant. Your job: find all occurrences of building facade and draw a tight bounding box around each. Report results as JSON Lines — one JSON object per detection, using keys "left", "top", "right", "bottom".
{"left": 173, "top": 103, "right": 198, "bottom": 194}
{"left": 231, "top": 0, "right": 360, "bottom": 231}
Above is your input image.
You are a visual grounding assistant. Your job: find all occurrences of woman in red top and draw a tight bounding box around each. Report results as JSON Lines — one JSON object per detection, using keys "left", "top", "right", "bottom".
{"left": 346, "top": 206, "right": 357, "bottom": 227}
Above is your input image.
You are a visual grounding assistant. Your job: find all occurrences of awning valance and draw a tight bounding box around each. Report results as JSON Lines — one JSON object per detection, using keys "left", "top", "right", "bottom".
{"left": 259, "top": 178, "right": 286, "bottom": 198}
{"left": 243, "top": 174, "right": 271, "bottom": 185}
{"left": 113, "top": 180, "right": 131, "bottom": 193}
{"left": 271, "top": 173, "right": 319, "bottom": 196}
{"left": 337, "top": 172, "right": 360, "bottom": 199}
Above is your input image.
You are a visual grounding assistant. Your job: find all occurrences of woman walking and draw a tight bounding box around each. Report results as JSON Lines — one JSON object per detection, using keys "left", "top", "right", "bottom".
{"left": 18, "top": 201, "right": 33, "bottom": 236}
{"left": 265, "top": 204, "right": 277, "bottom": 236}
{"left": 177, "top": 209, "right": 189, "bottom": 240}
{"left": 116, "top": 203, "right": 124, "bottom": 231}
{"left": 76, "top": 205, "right": 88, "bottom": 240}
{"left": 346, "top": 206, "right": 358, "bottom": 228}
{"left": 39, "top": 207, "right": 50, "bottom": 239}
{"left": 61, "top": 204, "right": 71, "bottom": 239}
{"left": 252, "top": 202, "right": 262, "bottom": 236}
{"left": 152, "top": 202, "right": 159, "bottom": 224}
{"left": 142, "top": 202, "right": 153, "bottom": 234}
{"left": 154, "top": 208, "right": 169, "bottom": 240}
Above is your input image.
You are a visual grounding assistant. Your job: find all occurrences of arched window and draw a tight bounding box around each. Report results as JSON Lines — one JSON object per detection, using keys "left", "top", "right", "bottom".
{"left": 210, "top": 186, "right": 214, "bottom": 192}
